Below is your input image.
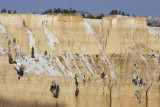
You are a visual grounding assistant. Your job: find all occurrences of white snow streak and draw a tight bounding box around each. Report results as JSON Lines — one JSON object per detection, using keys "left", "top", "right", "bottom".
{"left": 140, "top": 54, "right": 150, "bottom": 72}
{"left": 25, "top": 28, "right": 36, "bottom": 48}
{"left": 103, "top": 55, "right": 116, "bottom": 79}
{"left": 42, "top": 24, "right": 60, "bottom": 50}
{"left": 76, "top": 55, "right": 91, "bottom": 76}
{"left": 83, "top": 22, "right": 94, "bottom": 35}
{"left": 83, "top": 21, "right": 102, "bottom": 50}
{"left": 70, "top": 54, "right": 82, "bottom": 75}
{"left": 54, "top": 56, "right": 68, "bottom": 76}
{"left": 90, "top": 55, "right": 97, "bottom": 73}
{"left": 60, "top": 55, "right": 74, "bottom": 77}
{"left": 81, "top": 55, "right": 94, "bottom": 75}
{"left": 152, "top": 56, "right": 160, "bottom": 70}
{"left": 0, "top": 24, "right": 6, "bottom": 34}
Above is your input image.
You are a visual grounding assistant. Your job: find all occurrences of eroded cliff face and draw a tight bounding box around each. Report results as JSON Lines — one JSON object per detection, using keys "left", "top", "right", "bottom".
{"left": 0, "top": 14, "right": 159, "bottom": 107}
{"left": 0, "top": 13, "right": 160, "bottom": 55}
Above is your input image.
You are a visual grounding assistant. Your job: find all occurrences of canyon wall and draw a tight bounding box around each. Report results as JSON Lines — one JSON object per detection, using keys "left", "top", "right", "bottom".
{"left": 0, "top": 13, "right": 159, "bottom": 107}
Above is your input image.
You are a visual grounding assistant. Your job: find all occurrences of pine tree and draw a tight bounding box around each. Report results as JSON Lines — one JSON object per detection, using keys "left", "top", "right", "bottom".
{"left": 82, "top": 13, "right": 85, "bottom": 18}
{"left": 1, "top": 8, "right": 6, "bottom": 13}
{"left": 13, "top": 10, "right": 17, "bottom": 14}
{"left": 114, "top": 10, "right": 118, "bottom": 14}
{"left": 44, "top": 51, "right": 47, "bottom": 55}
{"left": 8, "top": 10, "right": 11, "bottom": 14}
{"left": 122, "top": 11, "right": 125, "bottom": 16}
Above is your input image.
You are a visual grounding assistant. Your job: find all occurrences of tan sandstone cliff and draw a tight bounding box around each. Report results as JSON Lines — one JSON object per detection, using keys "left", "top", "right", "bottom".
{"left": 0, "top": 13, "right": 159, "bottom": 107}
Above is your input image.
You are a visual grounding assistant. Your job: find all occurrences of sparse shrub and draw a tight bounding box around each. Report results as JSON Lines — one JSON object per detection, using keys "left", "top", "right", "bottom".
{"left": 23, "top": 19, "right": 25, "bottom": 27}
{"left": 75, "top": 53, "right": 79, "bottom": 57}
{"left": 8, "top": 53, "right": 17, "bottom": 64}
{"left": 74, "top": 75, "right": 79, "bottom": 87}
{"left": 101, "top": 72, "right": 105, "bottom": 79}
{"left": 8, "top": 40, "right": 11, "bottom": 46}
{"left": 44, "top": 51, "right": 47, "bottom": 55}
{"left": 82, "top": 13, "right": 85, "bottom": 18}
{"left": 132, "top": 76, "right": 146, "bottom": 87}
{"left": 8, "top": 54, "right": 13, "bottom": 64}
{"left": 139, "top": 78, "right": 143, "bottom": 85}
{"left": 31, "top": 47, "right": 35, "bottom": 58}
{"left": 132, "top": 79, "right": 137, "bottom": 85}
{"left": 147, "top": 22, "right": 152, "bottom": 26}
{"left": 13, "top": 38, "right": 16, "bottom": 43}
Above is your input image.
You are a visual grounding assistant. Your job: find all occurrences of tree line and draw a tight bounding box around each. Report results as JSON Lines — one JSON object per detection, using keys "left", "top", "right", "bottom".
{"left": 0, "top": 8, "right": 137, "bottom": 19}
{"left": 109, "top": 9, "right": 136, "bottom": 16}
{"left": 1, "top": 8, "right": 17, "bottom": 14}
{"left": 41, "top": 8, "right": 77, "bottom": 15}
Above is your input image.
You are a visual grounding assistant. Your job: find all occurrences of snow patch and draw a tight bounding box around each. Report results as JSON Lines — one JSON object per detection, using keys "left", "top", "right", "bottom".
{"left": 81, "top": 55, "right": 94, "bottom": 75}
{"left": 0, "top": 45, "right": 7, "bottom": 55}
{"left": 25, "top": 28, "right": 36, "bottom": 48}
{"left": 140, "top": 54, "right": 152, "bottom": 82}
{"left": 116, "top": 15, "right": 125, "bottom": 18}
{"left": 148, "top": 26, "right": 159, "bottom": 35}
{"left": 152, "top": 56, "right": 160, "bottom": 70}
{"left": 83, "top": 21, "right": 102, "bottom": 50}
{"left": 15, "top": 54, "right": 62, "bottom": 76}
{"left": 60, "top": 55, "right": 74, "bottom": 77}
{"left": 0, "top": 24, "right": 6, "bottom": 34}
{"left": 76, "top": 55, "right": 91, "bottom": 76}
{"left": 83, "top": 22, "right": 94, "bottom": 35}
{"left": 13, "top": 42, "right": 20, "bottom": 49}
{"left": 140, "top": 54, "right": 150, "bottom": 72}
{"left": 42, "top": 24, "right": 60, "bottom": 50}
{"left": 105, "top": 75, "right": 108, "bottom": 78}
{"left": 0, "top": 45, "right": 4, "bottom": 50}
{"left": 90, "top": 55, "right": 97, "bottom": 73}
{"left": 102, "top": 55, "right": 116, "bottom": 79}
{"left": 70, "top": 54, "right": 82, "bottom": 75}
{"left": 54, "top": 56, "right": 67, "bottom": 76}
{"left": 54, "top": 56, "right": 74, "bottom": 77}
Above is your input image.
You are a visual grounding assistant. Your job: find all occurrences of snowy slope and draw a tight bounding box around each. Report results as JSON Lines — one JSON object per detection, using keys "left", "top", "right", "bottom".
{"left": 15, "top": 54, "right": 63, "bottom": 76}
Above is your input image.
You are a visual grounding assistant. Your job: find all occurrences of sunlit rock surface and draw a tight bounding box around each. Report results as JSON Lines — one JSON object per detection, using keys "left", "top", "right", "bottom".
{"left": 0, "top": 13, "right": 159, "bottom": 107}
